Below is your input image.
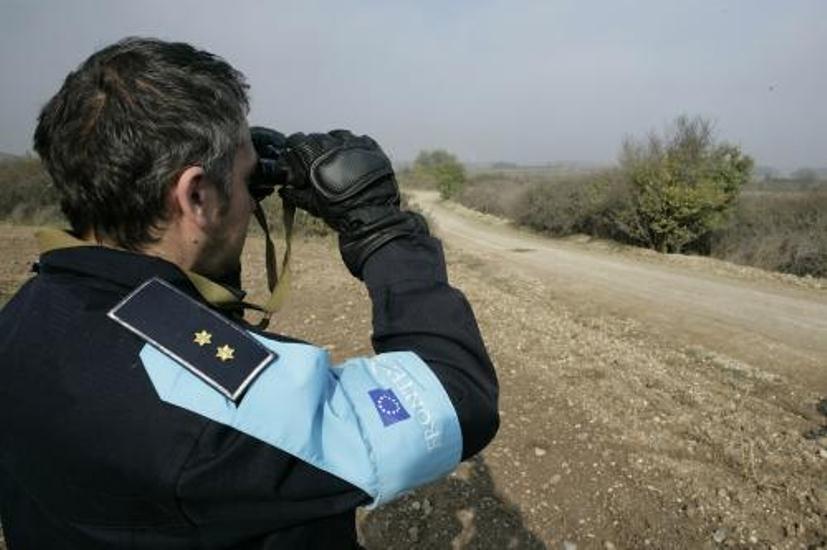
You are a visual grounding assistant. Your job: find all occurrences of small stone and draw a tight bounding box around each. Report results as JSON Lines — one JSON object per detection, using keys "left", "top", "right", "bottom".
{"left": 748, "top": 535, "right": 758, "bottom": 544}
{"left": 452, "top": 461, "right": 473, "bottom": 481}
{"left": 422, "top": 498, "right": 433, "bottom": 516}
{"left": 563, "top": 541, "right": 577, "bottom": 550}
{"left": 549, "top": 474, "right": 562, "bottom": 485}
{"left": 408, "top": 526, "right": 419, "bottom": 542}
{"left": 713, "top": 528, "right": 727, "bottom": 543}
{"left": 819, "top": 449, "right": 827, "bottom": 459}
{"left": 604, "top": 542, "right": 616, "bottom": 550}
{"left": 534, "top": 447, "right": 547, "bottom": 457}
{"left": 411, "top": 500, "right": 421, "bottom": 511}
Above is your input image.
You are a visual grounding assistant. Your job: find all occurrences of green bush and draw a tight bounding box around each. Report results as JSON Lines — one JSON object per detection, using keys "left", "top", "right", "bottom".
{"left": 447, "top": 115, "right": 826, "bottom": 278}
{"left": 462, "top": 170, "right": 827, "bottom": 278}
{"left": 460, "top": 116, "right": 754, "bottom": 256}
{"left": 618, "top": 115, "right": 753, "bottom": 253}
{"left": 413, "top": 150, "right": 466, "bottom": 199}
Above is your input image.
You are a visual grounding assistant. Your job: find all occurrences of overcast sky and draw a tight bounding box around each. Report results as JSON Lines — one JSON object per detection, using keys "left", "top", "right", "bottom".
{"left": 1, "top": 0, "right": 824, "bottom": 171}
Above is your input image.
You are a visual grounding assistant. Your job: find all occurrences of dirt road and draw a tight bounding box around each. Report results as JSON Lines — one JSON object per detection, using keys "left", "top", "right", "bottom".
{"left": 409, "top": 190, "right": 827, "bottom": 395}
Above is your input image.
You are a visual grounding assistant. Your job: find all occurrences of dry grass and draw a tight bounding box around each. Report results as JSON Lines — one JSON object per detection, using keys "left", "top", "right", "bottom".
{"left": 0, "top": 157, "right": 63, "bottom": 225}
{"left": 711, "top": 190, "right": 827, "bottom": 277}
{"left": 456, "top": 174, "right": 532, "bottom": 219}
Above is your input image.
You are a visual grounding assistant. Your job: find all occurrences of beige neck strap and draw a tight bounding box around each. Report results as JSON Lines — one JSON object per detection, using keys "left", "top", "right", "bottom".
{"left": 251, "top": 201, "right": 295, "bottom": 328}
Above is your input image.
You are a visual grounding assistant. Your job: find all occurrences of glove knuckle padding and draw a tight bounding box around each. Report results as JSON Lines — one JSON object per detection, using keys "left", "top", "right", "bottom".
{"left": 311, "top": 146, "right": 394, "bottom": 203}
{"left": 276, "top": 128, "right": 429, "bottom": 278}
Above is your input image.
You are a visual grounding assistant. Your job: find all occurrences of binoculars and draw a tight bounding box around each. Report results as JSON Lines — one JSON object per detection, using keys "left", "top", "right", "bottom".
{"left": 248, "top": 127, "right": 297, "bottom": 202}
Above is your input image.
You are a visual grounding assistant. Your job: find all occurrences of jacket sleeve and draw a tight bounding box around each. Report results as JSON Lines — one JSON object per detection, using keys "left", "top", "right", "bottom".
{"left": 168, "top": 234, "right": 497, "bottom": 525}
{"left": 362, "top": 234, "right": 500, "bottom": 460}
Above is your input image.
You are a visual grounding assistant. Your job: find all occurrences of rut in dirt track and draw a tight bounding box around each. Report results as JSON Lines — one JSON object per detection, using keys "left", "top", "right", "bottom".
{"left": 409, "top": 190, "right": 827, "bottom": 394}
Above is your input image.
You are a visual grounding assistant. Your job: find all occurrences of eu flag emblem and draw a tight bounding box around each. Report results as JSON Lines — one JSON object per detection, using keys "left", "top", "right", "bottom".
{"left": 368, "top": 388, "right": 411, "bottom": 427}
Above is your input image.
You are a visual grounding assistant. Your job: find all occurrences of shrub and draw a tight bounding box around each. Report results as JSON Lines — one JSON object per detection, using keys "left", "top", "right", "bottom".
{"left": 618, "top": 115, "right": 753, "bottom": 253}
{"left": 413, "top": 150, "right": 466, "bottom": 199}
{"left": 457, "top": 177, "right": 532, "bottom": 219}
{"left": 461, "top": 116, "right": 754, "bottom": 256}
{"left": 510, "top": 170, "right": 639, "bottom": 240}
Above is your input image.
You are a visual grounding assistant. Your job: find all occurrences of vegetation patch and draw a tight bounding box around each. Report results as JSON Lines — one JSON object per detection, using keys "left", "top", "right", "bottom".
{"left": 407, "top": 149, "right": 467, "bottom": 199}
{"left": 0, "top": 156, "right": 63, "bottom": 225}
{"left": 457, "top": 116, "right": 826, "bottom": 278}
{"left": 711, "top": 190, "right": 827, "bottom": 277}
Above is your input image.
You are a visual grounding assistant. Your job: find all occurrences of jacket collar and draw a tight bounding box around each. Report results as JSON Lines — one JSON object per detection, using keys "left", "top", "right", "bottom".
{"left": 34, "top": 229, "right": 247, "bottom": 311}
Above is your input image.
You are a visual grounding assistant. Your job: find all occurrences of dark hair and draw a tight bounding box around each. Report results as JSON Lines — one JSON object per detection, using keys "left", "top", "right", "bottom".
{"left": 34, "top": 37, "right": 250, "bottom": 249}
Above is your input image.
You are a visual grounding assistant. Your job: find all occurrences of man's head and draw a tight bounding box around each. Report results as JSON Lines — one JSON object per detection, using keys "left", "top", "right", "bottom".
{"left": 34, "top": 37, "right": 254, "bottom": 279}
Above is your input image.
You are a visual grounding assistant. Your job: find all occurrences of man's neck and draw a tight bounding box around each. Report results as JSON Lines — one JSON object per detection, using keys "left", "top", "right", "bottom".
{"left": 39, "top": 227, "right": 246, "bottom": 308}
{"left": 80, "top": 227, "right": 198, "bottom": 274}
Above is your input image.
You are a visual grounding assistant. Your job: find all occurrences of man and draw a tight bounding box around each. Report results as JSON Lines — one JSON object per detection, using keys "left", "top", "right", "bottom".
{"left": 0, "top": 37, "right": 499, "bottom": 548}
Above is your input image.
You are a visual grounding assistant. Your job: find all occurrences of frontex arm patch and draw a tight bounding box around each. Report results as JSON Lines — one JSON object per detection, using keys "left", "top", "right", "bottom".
{"left": 108, "top": 277, "right": 275, "bottom": 402}
{"left": 138, "top": 333, "right": 463, "bottom": 506}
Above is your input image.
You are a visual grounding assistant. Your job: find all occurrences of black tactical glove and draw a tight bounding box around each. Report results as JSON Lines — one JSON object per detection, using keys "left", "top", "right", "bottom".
{"left": 278, "top": 130, "right": 428, "bottom": 278}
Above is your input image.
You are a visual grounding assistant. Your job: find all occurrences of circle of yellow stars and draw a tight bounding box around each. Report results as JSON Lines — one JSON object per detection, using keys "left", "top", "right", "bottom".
{"left": 193, "top": 330, "right": 235, "bottom": 362}
{"left": 376, "top": 394, "right": 402, "bottom": 415}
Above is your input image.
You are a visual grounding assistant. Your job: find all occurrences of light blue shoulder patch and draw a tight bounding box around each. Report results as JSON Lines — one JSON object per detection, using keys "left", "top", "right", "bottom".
{"left": 140, "top": 333, "right": 462, "bottom": 506}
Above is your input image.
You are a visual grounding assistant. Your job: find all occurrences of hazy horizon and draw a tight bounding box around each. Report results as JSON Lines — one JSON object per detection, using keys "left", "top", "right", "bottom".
{"left": 1, "top": 1, "right": 824, "bottom": 172}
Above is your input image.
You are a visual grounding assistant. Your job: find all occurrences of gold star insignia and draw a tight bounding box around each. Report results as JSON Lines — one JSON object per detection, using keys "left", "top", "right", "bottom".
{"left": 216, "top": 344, "right": 235, "bottom": 362}
{"left": 193, "top": 330, "right": 212, "bottom": 347}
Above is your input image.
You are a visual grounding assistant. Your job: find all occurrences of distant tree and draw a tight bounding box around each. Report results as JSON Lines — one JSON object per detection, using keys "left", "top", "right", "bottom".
{"left": 617, "top": 115, "right": 754, "bottom": 253}
{"left": 413, "top": 149, "right": 466, "bottom": 199}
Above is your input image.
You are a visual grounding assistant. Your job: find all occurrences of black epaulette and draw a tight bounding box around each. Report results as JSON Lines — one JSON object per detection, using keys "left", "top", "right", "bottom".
{"left": 108, "top": 277, "right": 276, "bottom": 402}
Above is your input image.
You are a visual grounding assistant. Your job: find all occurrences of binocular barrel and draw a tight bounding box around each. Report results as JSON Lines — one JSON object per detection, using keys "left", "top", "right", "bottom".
{"left": 248, "top": 127, "right": 294, "bottom": 202}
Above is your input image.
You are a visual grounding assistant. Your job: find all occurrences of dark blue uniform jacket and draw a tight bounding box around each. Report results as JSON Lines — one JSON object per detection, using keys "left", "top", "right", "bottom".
{"left": 0, "top": 234, "right": 498, "bottom": 549}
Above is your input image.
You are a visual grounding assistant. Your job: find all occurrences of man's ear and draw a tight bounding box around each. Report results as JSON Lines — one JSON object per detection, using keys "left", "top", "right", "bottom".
{"left": 171, "top": 166, "right": 213, "bottom": 229}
